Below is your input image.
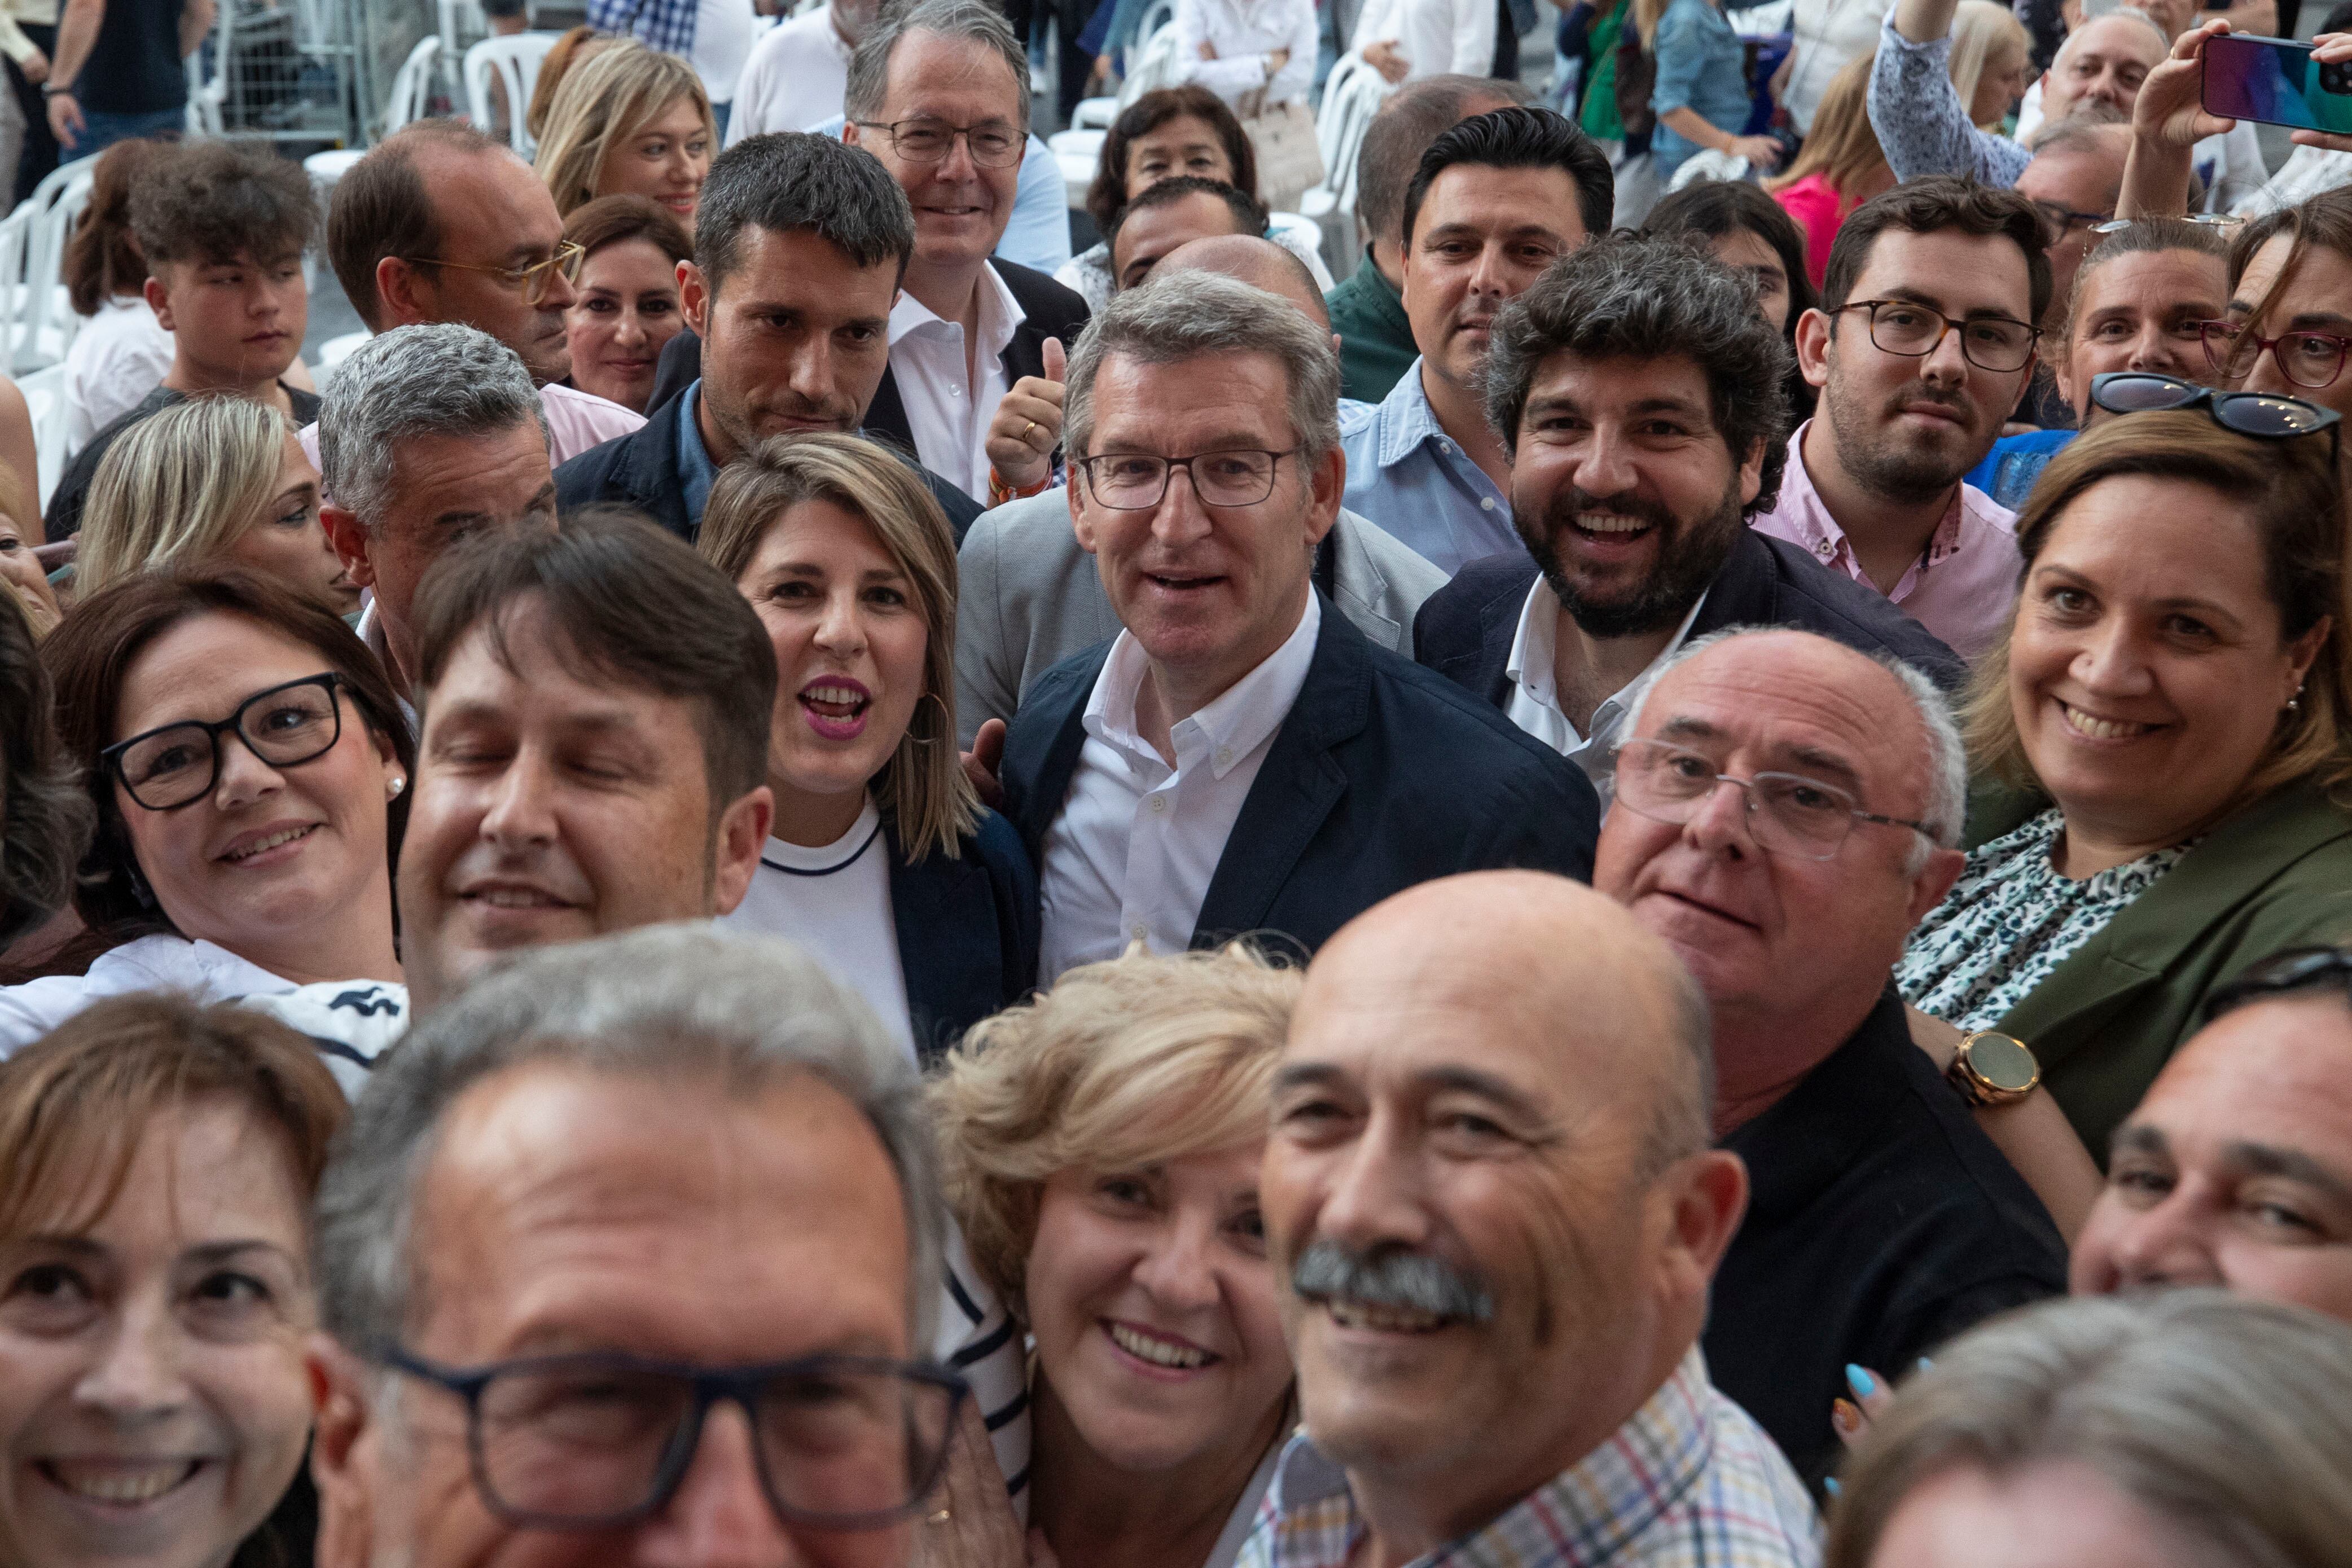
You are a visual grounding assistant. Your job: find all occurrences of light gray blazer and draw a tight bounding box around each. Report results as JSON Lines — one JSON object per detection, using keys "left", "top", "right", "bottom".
{"left": 953, "top": 486, "right": 1451, "bottom": 746}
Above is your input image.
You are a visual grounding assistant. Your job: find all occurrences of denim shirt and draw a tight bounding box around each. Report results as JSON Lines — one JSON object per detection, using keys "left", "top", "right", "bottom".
{"left": 1337, "top": 358, "right": 1519, "bottom": 578}
{"left": 677, "top": 381, "right": 719, "bottom": 530}
{"left": 1651, "top": 0, "right": 1753, "bottom": 175}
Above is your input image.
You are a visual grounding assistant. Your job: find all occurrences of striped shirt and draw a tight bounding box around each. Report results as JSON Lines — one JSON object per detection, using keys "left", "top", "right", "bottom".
{"left": 941, "top": 1227, "right": 1033, "bottom": 1510}
{"left": 1235, "top": 1350, "right": 1819, "bottom": 1568}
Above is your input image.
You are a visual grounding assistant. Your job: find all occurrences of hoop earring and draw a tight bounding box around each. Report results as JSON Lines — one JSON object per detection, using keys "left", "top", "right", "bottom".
{"left": 902, "top": 690, "right": 954, "bottom": 748}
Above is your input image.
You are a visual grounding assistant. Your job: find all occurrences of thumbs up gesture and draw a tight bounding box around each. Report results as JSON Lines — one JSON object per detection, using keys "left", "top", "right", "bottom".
{"left": 984, "top": 336, "right": 1068, "bottom": 496}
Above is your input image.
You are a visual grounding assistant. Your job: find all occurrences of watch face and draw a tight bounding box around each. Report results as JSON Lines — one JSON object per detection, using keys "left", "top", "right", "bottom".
{"left": 1969, "top": 1032, "right": 2038, "bottom": 1092}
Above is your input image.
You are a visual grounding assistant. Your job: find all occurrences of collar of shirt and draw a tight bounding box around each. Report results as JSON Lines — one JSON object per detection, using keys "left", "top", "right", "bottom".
{"left": 1772, "top": 420, "right": 1978, "bottom": 595}
{"left": 1083, "top": 593, "right": 1323, "bottom": 780}
{"left": 888, "top": 261, "right": 1026, "bottom": 358}
{"left": 1504, "top": 576, "right": 1709, "bottom": 779}
{"left": 1257, "top": 1346, "right": 1723, "bottom": 1568}
{"left": 1362, "top": 357, "right": 1469, "bottom": 473}
{"left": 677, "top": 380, "right": 720, "bottom": 527}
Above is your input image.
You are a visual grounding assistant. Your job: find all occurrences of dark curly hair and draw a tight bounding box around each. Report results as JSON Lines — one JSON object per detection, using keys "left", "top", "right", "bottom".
{"left": 1483, "top": 234, "right": 1795, "bottom": 517}
{"left": 40, "top": 566, "right": 414, "bottom": 945}
{"left": 1086, "top": 86, "right": 1258, "bottom": 236}
{"left": 0, "top": 591, "right": 93, "bottom": 948}
{"left": 129, "top": 139, "right": 319, "bottom": 270}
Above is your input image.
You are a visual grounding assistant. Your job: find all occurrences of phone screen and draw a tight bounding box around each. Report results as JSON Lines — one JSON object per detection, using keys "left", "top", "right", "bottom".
{"left": 2202, "top": 33, "right": 2352, "bottom": 131}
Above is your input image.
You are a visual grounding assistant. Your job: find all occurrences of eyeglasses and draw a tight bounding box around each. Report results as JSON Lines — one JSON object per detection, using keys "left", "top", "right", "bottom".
{"left": 2203, "top": 945, "right": 2352, "bottom": 1022}
{"left": 1832, "top": 299, "right": 2041, "bottom": 373}
{"left": 100, "top": 673, "right": 349, "bottom": 812}
{"left": 2091, "top": 214, "right": 2239, "bottom": 234}
{"left": 852, "top": 117, "right": 1025, "bottom": 167}
{"left": 1610, "top": 738, "right": 1936, "bottom": 862}
{"left": 400, "top": 240, "right": 586, "bottom": 305}
{"left": 2087, "top": 372, "right": 2341, "bottom": 462}
{"left": 2031, "top": 199, "right": 2114, "bottom": 241}
{"left": 1074, "top": 448, "right": 1297, "bottom": 510}
{"left": 380, "top": 1346, "right": 968, "bottom": 1532}
{"left": 2196, "top": 317, "right": 2352, "bottom": 392}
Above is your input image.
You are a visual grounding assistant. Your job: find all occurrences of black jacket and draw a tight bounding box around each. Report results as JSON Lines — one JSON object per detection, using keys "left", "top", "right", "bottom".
{"left": 884, "top": 810, "right": 1039, "bottom": 1064}
{"left": 644, "top": 256, "right": 1092, "bottom": 489}
{"left": 551, "top": 388, "right": 982, "bottom": 544}
{"left": 1000, "top": 596, "right": 1601, "bottom": 962}
{"left": 1412, "top": 528, "right": 1970, "bottom": 702}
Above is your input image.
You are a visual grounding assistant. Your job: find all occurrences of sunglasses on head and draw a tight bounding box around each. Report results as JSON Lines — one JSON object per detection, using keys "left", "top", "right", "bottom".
{"left": 2087, "top": 372, "right": 2342, "bottom": 463}
{"left": 2203, "top": 946, "right": 2352, "bottom": 1024}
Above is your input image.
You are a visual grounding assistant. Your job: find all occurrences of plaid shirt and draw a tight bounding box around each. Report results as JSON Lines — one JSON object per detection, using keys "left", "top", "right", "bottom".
{"left": 587, "top": 0, "right": 697, "bottom": 55}
{"left": 1236, "top": 1350, "right": 1820, "bottom": 1568}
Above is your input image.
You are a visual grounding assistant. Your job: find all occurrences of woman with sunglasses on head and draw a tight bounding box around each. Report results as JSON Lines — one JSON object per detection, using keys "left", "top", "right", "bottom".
{"left": 0, "top": 566, "right": 411, "bottom": 1052}
{"left": 697, "top": 433, "right": 1036, "bottom": 1066}
{"left": 1893, "top": 399, "right": 2352, "bottom": 1239}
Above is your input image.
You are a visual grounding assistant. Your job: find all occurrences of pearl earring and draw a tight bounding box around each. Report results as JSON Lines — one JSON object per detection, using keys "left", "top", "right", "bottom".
{"left": 388, "top": 775, "right": 406, "bottom": 798}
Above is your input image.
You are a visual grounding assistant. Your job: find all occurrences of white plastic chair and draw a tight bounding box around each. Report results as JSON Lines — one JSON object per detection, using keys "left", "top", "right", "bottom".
{"left": 307, "top": 35, "right": 446, "bottom": 191}
{"left": 466, "top": 31, "right": 561, "bottom": 156}
{"left": 1298, "top": 51, "right": 1385, "bottom": 273}
{"left": 20, "top": 363, "right": 64, "bottom": 510}
{"left": 1051, "top": 23, "right": 1186, "bottom": 204}
{"left": 8, "top": 161, "right": 95, "bottom": 375}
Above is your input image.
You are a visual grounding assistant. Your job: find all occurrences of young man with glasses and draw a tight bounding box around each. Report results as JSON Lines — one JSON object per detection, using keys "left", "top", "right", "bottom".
{"left": 998, "top": 270, "right": 1599, "bottom": 983}
{"left": 1750, "top": 176, "right": 2049, "bottom": 662}
{"left": 1592, "top": 625, "right": 2068, "bottom": 1490}
{"left": 317, "top": 118, "right": 643, "bottom": 468}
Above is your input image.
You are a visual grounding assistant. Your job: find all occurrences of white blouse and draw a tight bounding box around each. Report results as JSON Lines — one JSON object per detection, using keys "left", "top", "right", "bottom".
{"left": 1169, "top": 0, "right": 1319, "bottom": 108}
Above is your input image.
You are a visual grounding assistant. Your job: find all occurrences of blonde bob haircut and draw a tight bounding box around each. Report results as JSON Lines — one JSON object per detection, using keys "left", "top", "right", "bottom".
{"left": 1947, "top": 0, "right": 2030, "bottom": 130}
{"left": 698, "top": 432, "right": 976, "bottom": 862}
{"left": 533, "top": 39, "right": 716, "bottom": 218}
{"left": 1827, "top": 1290, "right": 2352, "bottom": 1568}
{"left": 929, "top": 942, "right": 1301, "bottom": 1315}
{"left": 80, "top": 395, "right": 295, "bottom": 596}
{"left": 1963, "top": 410, "right": 2352, "bottom": 810}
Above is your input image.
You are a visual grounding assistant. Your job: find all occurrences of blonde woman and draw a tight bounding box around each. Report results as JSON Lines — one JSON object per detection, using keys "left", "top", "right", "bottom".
{"left": 932, "top": 942, "right": 1301, "bottom": 1568}
{"left": 1827, "top": 1292, "right": 2352, "bottom": 1568}
{"left": 1766, "top": 53, "right": 1895, "bottom": 288}
{"left": 1946, "top": 0, "right": 2031, "bottom": 130}
{"left": 697, "top": 432, "right": 1035, "bottom": 1065}
{"left": 77, "top": 396, "right": 355, "bottom": 614}
{"left": 533, "top": 39, "right": 716, "bottom": 223}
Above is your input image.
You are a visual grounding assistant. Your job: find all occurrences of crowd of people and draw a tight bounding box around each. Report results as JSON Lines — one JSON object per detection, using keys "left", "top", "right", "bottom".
{"left": 11, "top": 0, "right": 2352, "bottom": 1562}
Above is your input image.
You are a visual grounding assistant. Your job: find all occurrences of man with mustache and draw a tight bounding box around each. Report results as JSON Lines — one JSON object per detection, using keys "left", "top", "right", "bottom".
{"left": 1592, "top": 627, "right": 2068, "bottom": 1486}
{"left": 555, "top": 131, "right": 981, "bottom": 542}
{"left": 1253, "top": 871, "right": 1819, "bottom": 1568}
{"left": 1414, "top": 236, "right": 1963, "bottom": 807}
{"left": 1337, "top": 106, "right": 1613, "bottom": 577}
{"left": 1748, "top": 177, "right": 2044, "bottom": 662}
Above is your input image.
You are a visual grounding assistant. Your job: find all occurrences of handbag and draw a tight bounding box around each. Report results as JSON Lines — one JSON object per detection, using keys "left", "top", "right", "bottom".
{"left": 1236, "top": 89, "right": 1326, "bottom": 212}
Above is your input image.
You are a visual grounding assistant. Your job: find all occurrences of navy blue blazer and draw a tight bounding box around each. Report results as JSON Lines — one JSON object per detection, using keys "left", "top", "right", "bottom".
{"left": 1413, "top": 528, "right": 1970, "bottom": 706}
{"left": 884, "top": 807, "right": 1038, "bottom": 1064}
{"left": 999, "top": 596, "right": 1601, "bottom": 961}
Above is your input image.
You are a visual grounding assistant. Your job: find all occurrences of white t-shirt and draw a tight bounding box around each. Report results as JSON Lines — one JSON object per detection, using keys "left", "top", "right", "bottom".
{"left": 0, "top": 935, "right": 293, "bottom": 1056}
{"left": 719, "top": 797, "right": 917, "bottom": 1060}
{"left": 726, "top": 3, "right": 853, "bottom": 142}
{"left": 64, "top": 296, "right": 175, "bottom": 456}
{"left": 694, "top": 0, "right": 762, "bottom": 104}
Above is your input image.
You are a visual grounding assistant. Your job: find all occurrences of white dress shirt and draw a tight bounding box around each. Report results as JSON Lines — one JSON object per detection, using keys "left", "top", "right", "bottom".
{"left": 1170, "top": 0, "right": 1318, "bottom": 107}
{"left": 726, "top": 2, "right": 853, "bottom": 141}
{"left": 888, "top": 264, "right": 1024, "bottom": 501}
{"left": 1038, "top": 593, "right": 1322, "bottom": 982}
{"left": 1502, "top": 577, "right": 1706, "bottom": 806}
{"left": 1348, "top": 0, "right": 1493, "bottom": 82}
{"left": 719, "top": 797, "right": 916, "bottom": 1061}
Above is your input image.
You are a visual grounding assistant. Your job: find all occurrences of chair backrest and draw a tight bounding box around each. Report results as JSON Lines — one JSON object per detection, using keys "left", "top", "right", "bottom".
{"left": 387, "top": 33, "right": 444, "bottom": 133}
{"left": 1117, "top": 25, "right": 1184, "bottom": 107}
{"left": 1313, "top": 54, "right": 1384, "bottom": 213}
{"left": 464, "top": 31, "right": 559, "bottom": 155}
{"left": 1135, "top": 0, "right": 1177, "bottom": 46}
{"left": 21, "top": 364, "right": 66, "bottom": 510}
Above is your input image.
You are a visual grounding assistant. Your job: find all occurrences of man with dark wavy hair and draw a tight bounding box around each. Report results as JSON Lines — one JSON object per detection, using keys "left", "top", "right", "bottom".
{"left": 1414, "top": 234, "right": 1964, "bottom": 807}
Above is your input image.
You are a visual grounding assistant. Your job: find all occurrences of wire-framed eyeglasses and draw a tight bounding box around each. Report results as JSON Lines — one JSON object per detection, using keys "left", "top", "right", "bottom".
{"left": 1610, "top": 738, "right": 1936, "bottom": 862}
{"left": 1831, "top": 298, "right": 2041, "bottom": 373}
{"left": 399, "top": 240, "right": 586, "bottom": 305}
{"left": 1074, "top": 449, "right": 1298, "bottom": 510}
{"left": 852, "top": 118, "right": 1025, "bottom": 166}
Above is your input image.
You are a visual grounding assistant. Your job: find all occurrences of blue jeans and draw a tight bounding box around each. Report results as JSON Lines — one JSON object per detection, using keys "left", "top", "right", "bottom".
{"left": 64, "top": 105, "right": 185, "bottom": 160}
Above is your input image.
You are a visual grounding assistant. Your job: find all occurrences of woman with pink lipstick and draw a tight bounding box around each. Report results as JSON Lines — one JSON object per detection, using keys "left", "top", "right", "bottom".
{"left": 1895, "top": 409, "right": 2352, "bottom": 1228}
{"left": 698, "top": 432, "right": 1037, "bottom": 1064}
{"left": 560, "top": 195, "right": 694, "bottom": 415}
{"left": 931, "top": 943, "right": 1300, "bottom": 1568}
{"left": 0, "top": 567, "right": 411, "bottom": 1051}
{"left": 0, "top": 991, "right": 346, "bottom": 1568}
{"left": 535, "top": 41, "right": 716, "bottom": 226}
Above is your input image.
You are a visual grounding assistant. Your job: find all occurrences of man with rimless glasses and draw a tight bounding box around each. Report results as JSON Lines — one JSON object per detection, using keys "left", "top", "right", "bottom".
{"left": 1751, "top": 178, "right": 2047, "bottom": 663}
{"left": 1592, "top": 627, "right": 2068, "bottom": 1488}
{"left": 308, "top": 925, "right": 965, "bottom": 1568}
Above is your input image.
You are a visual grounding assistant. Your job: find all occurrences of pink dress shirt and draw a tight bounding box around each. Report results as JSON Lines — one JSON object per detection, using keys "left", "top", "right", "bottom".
{"left": 1749, "top": 421, "right": 2021, "bottom": 663}
{"left": 297, "top": 381, "right": 644, "bottom": 490}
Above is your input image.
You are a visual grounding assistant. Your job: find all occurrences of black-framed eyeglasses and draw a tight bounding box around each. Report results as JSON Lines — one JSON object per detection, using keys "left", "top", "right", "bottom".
{"left": 2203, "top": 945, "right": 2352, "bottom": 1022}
{"left": 1610, "top": 737, "right": 1936, "bottom": 862}
{"left": 398, "top": 240, "right": 586, "bottom": 305}
{"left": 2196, "top": 317, "right": 2352, "bottom": 392}
{"left": 1074, "top": 448, "right": 1298, "bottom": 510}
{"left": 852, "top": 117, "right": 1025, "bottom": 167}
{"left": 380, "top": 1346, "right": 968, "bottom": 1532}
{"left": 1832, "top": 299, "right": 2041, "bottom": 373}
{"left": 2030, "top": 198, "right": 2113, "bottom": 243}
{"left": 2088, "top": 372, "right": 2341, "bottom": 464}
{"left": 100, "top": 673, "right": 349, "bottom": 812}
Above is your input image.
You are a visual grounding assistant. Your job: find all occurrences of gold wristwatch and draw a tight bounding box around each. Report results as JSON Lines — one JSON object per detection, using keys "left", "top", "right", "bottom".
{"left": 1946, "top": 1030, "right": 2041, "bottom": 1106}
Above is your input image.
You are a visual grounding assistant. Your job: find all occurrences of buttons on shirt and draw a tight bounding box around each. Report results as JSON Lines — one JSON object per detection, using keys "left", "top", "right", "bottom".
{"left": 1480, "top": 497, "right": 1496, "bottom": 511}
{"left": 1815, "top": 539, "right": 1834, "bottom": 559}
{"left": 1149, "top": 794, "right": 1168, "bottom": 814}
{"left": 1131, "top": 923, "right": 1148, "bottom": 942}
{"left": 1216, "top": 746, "right": 1233, "bottom": 766}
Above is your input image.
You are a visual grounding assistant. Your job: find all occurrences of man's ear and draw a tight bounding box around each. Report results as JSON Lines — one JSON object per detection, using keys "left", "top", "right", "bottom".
{"left": 711, "top": 784, "right": 773, "bottom": 916}
{"left": 374, "top": 255, "right": 432, "bottom": 328}
{"left": 1654, "top": 1149, "right": 1749, "bottom": 1303}
{"left": 308, "top": 1334, "right": 381, "bottom": 1568}
{"left": 679, "top": 258, "right": 710, "bottom": 337}
{"left": 1793, "top": 307, "right": 1834, "bottom": 391}
{"left": 1302, "top": 441, "right": 1344, "bottom": 550}
{"left": 143, "top": 273, "right": 178, "bottom": 333}
{"left": 1069, "top": 467, "right": 1098, "bottom": 555}
{"left": 1908, "top": 845, "right": 1968, "bottom": 927}
{"left": 320, "top": 505, "right": 376, "bottom": 590}
{"left": 1737, "top": 436, "right": 1766, "bottom": 509}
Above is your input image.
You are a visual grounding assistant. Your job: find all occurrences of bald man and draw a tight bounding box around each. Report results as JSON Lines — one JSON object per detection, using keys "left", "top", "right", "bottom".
{"left": 1242, "top": 872, "right": 1818, "bottom": 1568}
{"left": 1592, "top": 627, "right": 2066, "bottom": 1487}
{"left": 952, "top": 243, "right": 1446, "bottom": 745}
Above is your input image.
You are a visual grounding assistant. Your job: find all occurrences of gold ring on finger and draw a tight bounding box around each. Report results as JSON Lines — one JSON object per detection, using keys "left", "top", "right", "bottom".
{"left": 928, "top": 1509, "right": 953, "bottom": 1525}
{"left": 1021, "top": 420, "right": 1038, "bottom": 443}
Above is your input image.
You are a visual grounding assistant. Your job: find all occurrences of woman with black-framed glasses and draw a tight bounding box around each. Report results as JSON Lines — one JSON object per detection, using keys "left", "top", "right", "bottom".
{"left": 0, "top": 566, "right": 414, "bottom": 1051}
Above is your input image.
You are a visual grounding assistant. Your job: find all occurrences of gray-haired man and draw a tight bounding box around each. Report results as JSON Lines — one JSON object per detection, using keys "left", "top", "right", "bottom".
{"left": 306, "top": 925, "right": 958, "bottom": 1568}
{"left": 319, "top": 323, "right": 556, "bottom": 717}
